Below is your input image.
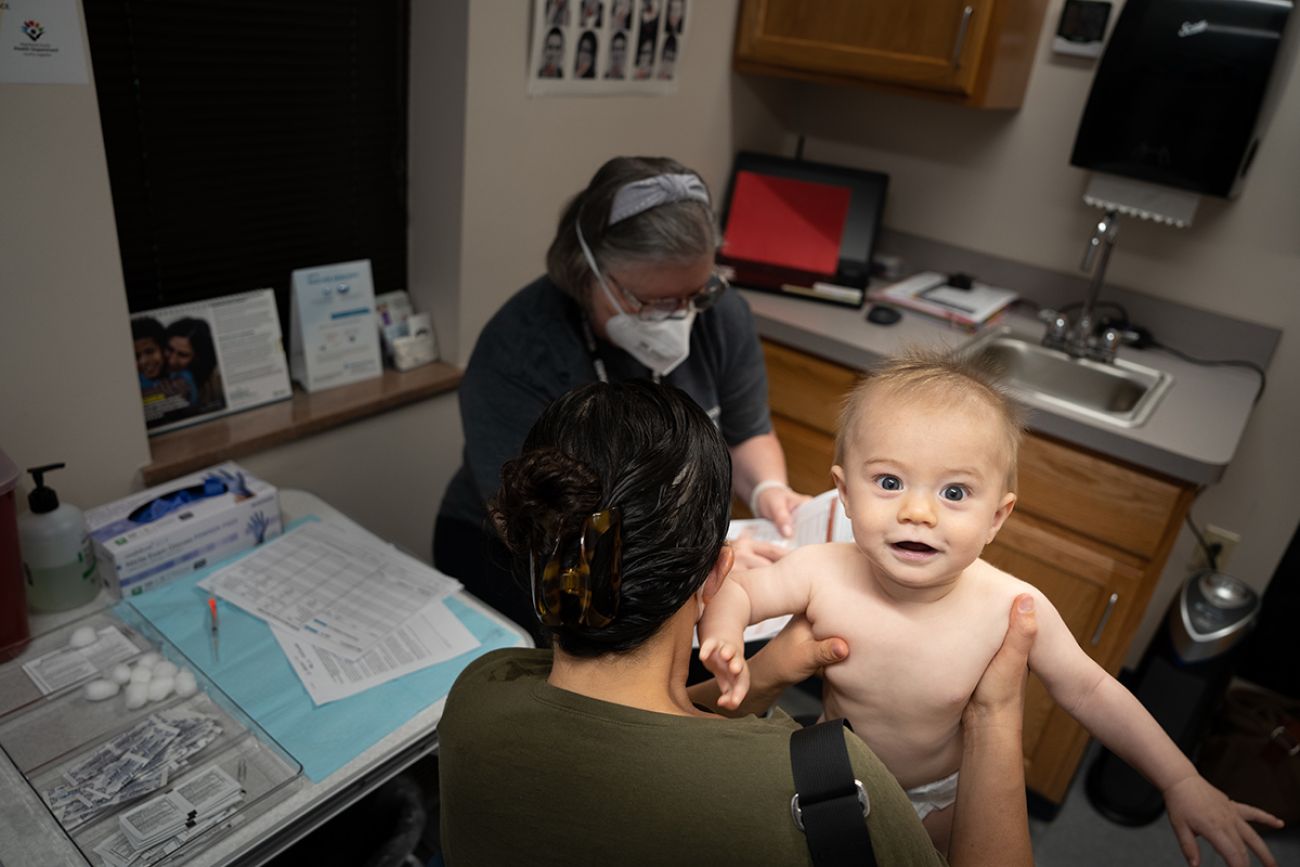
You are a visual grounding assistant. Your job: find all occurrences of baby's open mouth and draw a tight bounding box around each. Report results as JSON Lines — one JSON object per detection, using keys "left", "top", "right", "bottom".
{"left": 892, "top": 541, "right": 937, "bottom": 554}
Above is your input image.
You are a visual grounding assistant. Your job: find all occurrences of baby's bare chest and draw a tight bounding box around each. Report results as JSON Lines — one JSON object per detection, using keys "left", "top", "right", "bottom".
{"left": 809, "top": 586, "right": 1010, "bottom": 715}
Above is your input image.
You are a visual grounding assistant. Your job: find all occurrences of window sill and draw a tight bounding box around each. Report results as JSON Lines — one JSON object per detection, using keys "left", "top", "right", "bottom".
{"left": 141, "top": 362, "right": 463, "bottom": 486}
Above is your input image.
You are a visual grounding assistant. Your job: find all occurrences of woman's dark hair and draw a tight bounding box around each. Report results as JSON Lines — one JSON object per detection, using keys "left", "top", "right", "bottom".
{"left": 492, "top": 381, "right": 731, "bottom": 657}
{"left": 545, "top": 155, "right": 717, "bottom": 304}
{"left": 131, "top": 316, "right": 165, "bottom": 346}
{"left": 164, "top": 317, "right": 219, "bottom": 384}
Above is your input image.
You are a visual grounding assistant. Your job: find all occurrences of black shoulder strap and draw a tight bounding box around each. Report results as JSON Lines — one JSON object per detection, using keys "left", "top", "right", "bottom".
{"left": 789, "top": 718, "right": 876, "bottom": 867}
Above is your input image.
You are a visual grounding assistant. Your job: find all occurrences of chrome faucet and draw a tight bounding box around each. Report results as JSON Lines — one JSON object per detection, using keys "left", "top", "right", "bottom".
{"left": 1041, "top": 209, "right": 1123, "bottom": 362}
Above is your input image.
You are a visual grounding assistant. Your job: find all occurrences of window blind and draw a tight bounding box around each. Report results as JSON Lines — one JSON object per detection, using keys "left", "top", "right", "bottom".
{"left": 84, "top": 0, "right": 409, "bottom": 326}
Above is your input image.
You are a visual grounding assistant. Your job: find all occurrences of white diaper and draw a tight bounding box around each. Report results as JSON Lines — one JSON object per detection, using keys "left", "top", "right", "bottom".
{"left": 905, "top": 770, "right": 960, "bottom": 820}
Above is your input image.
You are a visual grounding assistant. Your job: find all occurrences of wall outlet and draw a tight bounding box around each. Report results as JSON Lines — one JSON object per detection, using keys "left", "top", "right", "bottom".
{"left": 1189, "top": 524, "right": 1240, "bottom": 574}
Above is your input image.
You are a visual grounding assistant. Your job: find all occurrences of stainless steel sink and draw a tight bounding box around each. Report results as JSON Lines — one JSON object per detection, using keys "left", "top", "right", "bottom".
{"left": 961, "top": 327, "right": 1173, "bottom": 428}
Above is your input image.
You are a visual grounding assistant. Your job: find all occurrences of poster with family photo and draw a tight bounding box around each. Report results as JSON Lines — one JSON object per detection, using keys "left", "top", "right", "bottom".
{"left": 528, "top": 0, "right": 689, "bottom": 96}
{"left": 131, "top": 289, "right": 293, "bottom": 435}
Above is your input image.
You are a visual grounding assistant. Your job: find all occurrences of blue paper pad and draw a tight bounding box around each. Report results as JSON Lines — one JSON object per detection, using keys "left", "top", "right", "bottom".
{"left": 124, "top": 516, "right": 523, "bottom": 782}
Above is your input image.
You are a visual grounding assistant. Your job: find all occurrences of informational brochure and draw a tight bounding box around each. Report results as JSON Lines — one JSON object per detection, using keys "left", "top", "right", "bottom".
{"left": 528, "top": 0, "right": 690, "bottom": 96}
{"left": 0, "top": 0, "right": 89, "bottom": 85}
{"left": 130, "top": 289, "right": 293, "bottom": 435}
{"left": 288, "top": 259, "right": 383, "bottom": 392}
{"left": 199, "top": 520, "right": 462, "bottom": 660}
{"left": 273, "top": 596, "right": 479, "bottom": 705}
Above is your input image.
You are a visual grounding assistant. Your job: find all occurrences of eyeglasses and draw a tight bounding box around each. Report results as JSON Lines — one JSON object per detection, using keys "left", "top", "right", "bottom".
{"left": 607, "top": 271, "right": 729, "bottom": 322}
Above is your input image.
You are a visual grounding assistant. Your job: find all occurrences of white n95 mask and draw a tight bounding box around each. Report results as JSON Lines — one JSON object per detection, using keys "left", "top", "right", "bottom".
{"left": 576, "top": 219, "right": 695, "bottom": 378}
{"left": 602, "top": 304, "right": 695, "bottom": 377}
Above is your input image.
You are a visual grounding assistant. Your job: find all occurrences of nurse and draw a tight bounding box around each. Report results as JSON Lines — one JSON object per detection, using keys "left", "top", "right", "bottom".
{"left": 435, "top": 156, "right": 808, "bottom": 640}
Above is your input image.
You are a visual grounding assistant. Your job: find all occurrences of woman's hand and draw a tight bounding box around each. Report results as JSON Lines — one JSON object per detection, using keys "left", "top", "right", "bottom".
{"left": 692, "top": 616, "right": 847, "bottom": 718}
{"left": 728, "top": 533, "right": 790, "bottom": 570}
{"left": 965, "top": 593, "right": 1037, "bottom": 731}
{"left": 754, "top": 484, "right": 811, "bottom": 538}
{"left": 950, "top": 594, "right": 1038, "bottom": 867}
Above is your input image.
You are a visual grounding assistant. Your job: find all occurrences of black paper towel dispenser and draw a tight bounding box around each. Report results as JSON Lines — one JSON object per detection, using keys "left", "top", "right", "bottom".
{"left": 1071, "top": 0, "right": 1293, "bottom": 199}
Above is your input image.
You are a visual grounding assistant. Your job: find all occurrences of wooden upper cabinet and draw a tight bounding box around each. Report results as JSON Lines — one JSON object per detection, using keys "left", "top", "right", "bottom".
{"left": 734, "top": 0, "right": 1048, "bottom": 108}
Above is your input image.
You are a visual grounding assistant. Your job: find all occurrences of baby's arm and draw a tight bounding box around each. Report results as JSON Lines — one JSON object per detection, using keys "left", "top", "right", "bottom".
{"left": 697, "top": 547, "right": 819, "bottom": 710}
{"left": 1027, "top": 588, "right": 1283, "bottom": 867}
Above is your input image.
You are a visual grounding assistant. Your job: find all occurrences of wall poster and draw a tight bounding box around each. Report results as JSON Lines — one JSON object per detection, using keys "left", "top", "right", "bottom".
{"left": 527, "top": 0, "right": 689, "bottom": 96}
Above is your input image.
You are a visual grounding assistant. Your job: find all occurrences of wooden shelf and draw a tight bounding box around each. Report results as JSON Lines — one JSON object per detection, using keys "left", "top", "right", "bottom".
{"left": 142, "top": 363, "right": 462, "bottom": 486}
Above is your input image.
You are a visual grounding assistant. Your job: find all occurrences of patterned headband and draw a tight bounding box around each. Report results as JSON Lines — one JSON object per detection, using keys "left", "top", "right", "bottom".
{"left": 607, "top": 173, "right": 710, "bottom": 225}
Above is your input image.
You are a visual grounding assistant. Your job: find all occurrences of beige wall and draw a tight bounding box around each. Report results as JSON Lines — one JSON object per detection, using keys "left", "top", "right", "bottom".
{"left": 0, "top": 5, "right": 150, "bottom": 510}
{"left": 752, "top": 1, "right": 1300, "bottom": 662}
{"left": 447, "top": 0, "right": 784, "bottom": 360}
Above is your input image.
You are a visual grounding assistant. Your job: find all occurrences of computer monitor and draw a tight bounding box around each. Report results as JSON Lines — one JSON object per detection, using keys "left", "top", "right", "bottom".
{"left": 717, "top": 151, "right": 888, "bottom": 308}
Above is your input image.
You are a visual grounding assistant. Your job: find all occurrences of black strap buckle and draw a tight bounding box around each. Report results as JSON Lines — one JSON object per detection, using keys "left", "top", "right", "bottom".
{"left": 790, "top": 778, "right": 870, "bottom": 832}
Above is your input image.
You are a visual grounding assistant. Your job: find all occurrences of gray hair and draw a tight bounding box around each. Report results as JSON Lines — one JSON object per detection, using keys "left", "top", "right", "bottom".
{"left": 546, "top": 156, "right": 719, "bottom": 305}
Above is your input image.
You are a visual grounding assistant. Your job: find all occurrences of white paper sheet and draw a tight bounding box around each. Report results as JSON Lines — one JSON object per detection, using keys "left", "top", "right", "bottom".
{"left": 272, "top": 596, "right": 480, "bottom": 705}
{"left": 199, "top": 520, "right": 461, "bottom": 659}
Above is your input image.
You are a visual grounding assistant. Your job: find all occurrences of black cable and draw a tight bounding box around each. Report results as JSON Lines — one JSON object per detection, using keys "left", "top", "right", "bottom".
{"left": 1185, "top": 512, "right": 1220, "bottom": 572}
{"left": 1148, "top": 339, "right": 1268, "bottom": 405}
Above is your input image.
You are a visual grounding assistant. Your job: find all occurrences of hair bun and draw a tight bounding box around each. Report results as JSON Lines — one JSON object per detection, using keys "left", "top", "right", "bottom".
{"left": 493, "top": 447, "right": 603, "bottom": 558}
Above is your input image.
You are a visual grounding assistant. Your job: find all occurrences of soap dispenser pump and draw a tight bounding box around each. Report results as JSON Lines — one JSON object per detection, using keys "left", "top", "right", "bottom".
{"left": 19, "top": 463, "right": 99, "bottom": 611}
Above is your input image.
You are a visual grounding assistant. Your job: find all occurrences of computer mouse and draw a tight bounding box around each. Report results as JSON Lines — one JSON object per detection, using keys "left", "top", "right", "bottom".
{"left": 866, "top": 304, "right": 902, "bottom": 326}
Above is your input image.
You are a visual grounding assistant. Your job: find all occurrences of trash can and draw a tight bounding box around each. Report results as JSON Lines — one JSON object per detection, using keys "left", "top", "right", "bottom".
{"left": 268, "top": 773, "right": 428, "bottom": 867}
{"left": 1085, "top": 569, "right": 1261, "bottom": 824}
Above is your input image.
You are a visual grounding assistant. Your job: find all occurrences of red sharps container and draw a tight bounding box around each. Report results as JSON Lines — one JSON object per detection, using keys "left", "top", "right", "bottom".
{"left": 0, "top": 448, "right": 31, "bottom": 661}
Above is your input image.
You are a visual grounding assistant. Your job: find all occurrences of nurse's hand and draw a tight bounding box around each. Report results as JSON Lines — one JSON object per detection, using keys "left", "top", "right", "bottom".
{"left": 754, "top": 485, "right": 811, "bottom": 539}
{"left": 729, "top": 533, "right": 790, "bottom": 570}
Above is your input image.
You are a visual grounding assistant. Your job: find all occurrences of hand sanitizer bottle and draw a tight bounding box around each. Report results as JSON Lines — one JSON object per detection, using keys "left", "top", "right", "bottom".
{"left": 19, "top": 463, "right": 98, "bottom": 611}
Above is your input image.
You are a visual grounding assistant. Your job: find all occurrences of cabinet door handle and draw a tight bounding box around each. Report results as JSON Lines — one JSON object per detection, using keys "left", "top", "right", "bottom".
{"left": 1090, "top": 593, "right": 1120, "bottom": 645}
{"left": 951, "top": 5, "right": 974, "bottom": 68}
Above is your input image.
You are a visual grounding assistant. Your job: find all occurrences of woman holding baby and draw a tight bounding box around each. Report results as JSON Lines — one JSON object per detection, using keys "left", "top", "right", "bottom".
{"left": 437, "top": 380, "right": 1038, "bottom": 865}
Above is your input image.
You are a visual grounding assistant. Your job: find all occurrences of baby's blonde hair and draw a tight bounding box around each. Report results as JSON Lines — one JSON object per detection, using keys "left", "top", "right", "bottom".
{"left": 834, "top": 349, "right": 1026, "bottom": 492}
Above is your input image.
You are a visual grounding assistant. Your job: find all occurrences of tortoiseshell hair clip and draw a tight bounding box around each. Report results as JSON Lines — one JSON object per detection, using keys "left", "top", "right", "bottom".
{"left": 531, "top": 508, "right": 623, "bottom": 628}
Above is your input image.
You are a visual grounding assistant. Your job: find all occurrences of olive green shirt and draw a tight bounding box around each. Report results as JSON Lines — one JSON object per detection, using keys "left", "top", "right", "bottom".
{"left": 438, "top": 649, "right": 947, "bottom": 866}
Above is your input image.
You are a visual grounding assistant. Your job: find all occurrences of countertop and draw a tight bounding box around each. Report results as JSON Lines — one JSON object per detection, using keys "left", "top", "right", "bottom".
{"left": 741, "top": 288, "right": 1264, "bottom": 485}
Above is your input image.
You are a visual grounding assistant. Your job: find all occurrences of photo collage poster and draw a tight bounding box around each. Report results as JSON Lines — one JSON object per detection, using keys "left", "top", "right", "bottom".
{"left": 528, "top": 0, "right": 689, "bottom": 96}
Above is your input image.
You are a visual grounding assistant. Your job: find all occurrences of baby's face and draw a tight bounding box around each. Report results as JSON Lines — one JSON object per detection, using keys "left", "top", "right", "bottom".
{"left": 833, "top": 394, "right": 1015, "bottom": 598}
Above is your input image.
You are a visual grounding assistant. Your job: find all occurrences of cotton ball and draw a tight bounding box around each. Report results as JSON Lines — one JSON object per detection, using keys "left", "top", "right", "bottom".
{"left": 174, "top": 670, "right": 198, "bottom": 698}
{"left": 109, "top": 664, "right": 132, "bottom": 685}
{"left": 136, "top": 651, "right": 161, "bottom": 670}
{"left": 130, "top": 665, "right": 153, "bottom": 685}
{"left": 69, "top": 627, "right": 97, "bottom": 649}
{"left": 153, "top": 661, "right": 178, "bottom": 680}
{"left": 84, "top": 679, "right": 120, "bottom": 701}
{"left": 147, "top": 677, "right": 174, "bottom": 703}
{"left": 124, "top": 682, "right": 149, "bottom": 710}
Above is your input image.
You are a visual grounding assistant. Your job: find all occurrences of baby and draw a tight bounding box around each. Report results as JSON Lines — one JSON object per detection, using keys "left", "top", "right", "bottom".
{"left": 699, "top": 351, "right": 1281, "bottom": 865}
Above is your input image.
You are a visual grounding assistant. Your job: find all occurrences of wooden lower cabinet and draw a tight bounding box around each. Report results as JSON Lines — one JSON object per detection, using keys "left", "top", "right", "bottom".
{"left": 761, "top": 339, "right": 1196, "bottom": 806}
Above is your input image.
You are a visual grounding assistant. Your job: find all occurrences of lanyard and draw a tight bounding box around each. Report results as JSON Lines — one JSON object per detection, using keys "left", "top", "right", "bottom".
{"left": 580, "top": 317, "right": 659, "bottom": 385}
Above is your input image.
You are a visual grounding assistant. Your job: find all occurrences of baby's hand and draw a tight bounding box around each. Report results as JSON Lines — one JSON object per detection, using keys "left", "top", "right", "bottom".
{"left": 698, "top": 637, "right": 751, "bottom": 710}
{"left": 1163, "top": 774, "right": 1283, "bottom": 867}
